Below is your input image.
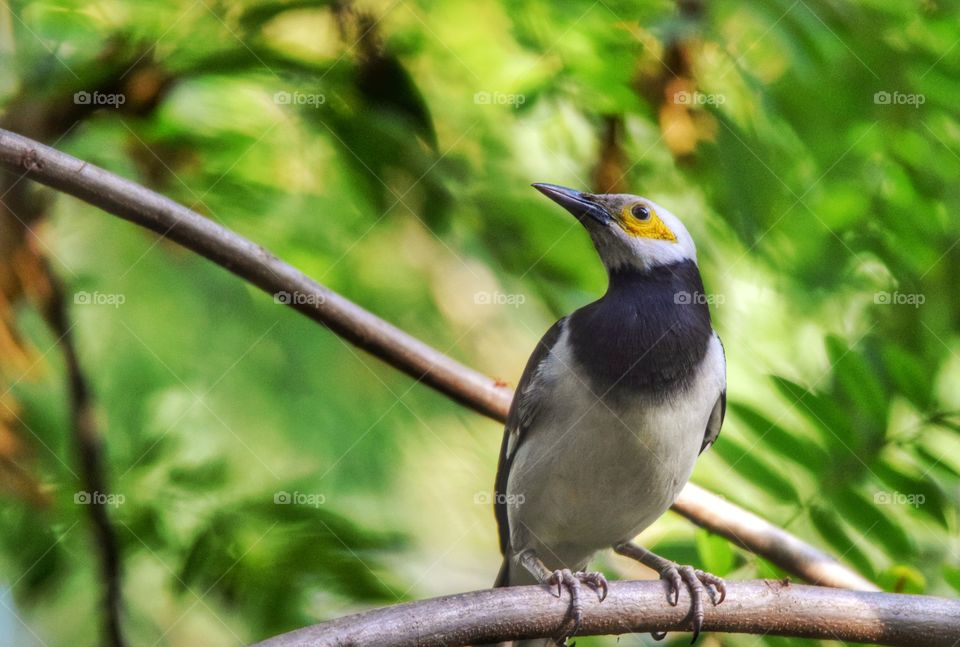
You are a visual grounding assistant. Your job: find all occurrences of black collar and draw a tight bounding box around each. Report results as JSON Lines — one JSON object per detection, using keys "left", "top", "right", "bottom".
{"left": 566, "top": 260, "right": 712, "bottom": 397}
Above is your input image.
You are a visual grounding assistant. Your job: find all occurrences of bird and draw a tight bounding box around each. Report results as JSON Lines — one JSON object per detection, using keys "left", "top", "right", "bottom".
{"left": 492, "top": 183, "right": 727, "bottom": 645}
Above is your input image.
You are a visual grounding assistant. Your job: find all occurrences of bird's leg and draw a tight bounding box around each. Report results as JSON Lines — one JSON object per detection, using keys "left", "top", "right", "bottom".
{"left": 613, "top": 541, "right": 725, "bottom": 643}
{"left": 516, "top": 548, "right": 608, "bottom": 639}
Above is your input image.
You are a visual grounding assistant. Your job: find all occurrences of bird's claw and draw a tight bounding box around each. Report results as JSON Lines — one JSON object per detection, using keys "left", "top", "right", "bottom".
{"left": 577, "top": 571, "right": 609, "bottom": 602}
{"left": 546, "top": 569, "right": 608, "bottom": 639}
{"left": 658, "top": 564, "right": 725, "bottom": 643}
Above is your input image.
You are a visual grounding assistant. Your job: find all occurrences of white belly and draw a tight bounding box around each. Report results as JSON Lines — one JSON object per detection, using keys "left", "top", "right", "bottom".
{"left": 506, "top": 332, "right": 724, "bottom": 570}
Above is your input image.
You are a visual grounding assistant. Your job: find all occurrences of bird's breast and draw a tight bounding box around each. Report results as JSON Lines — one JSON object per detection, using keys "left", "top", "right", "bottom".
{"left": 505, "top": 332, "right": 724, "bottom": 567}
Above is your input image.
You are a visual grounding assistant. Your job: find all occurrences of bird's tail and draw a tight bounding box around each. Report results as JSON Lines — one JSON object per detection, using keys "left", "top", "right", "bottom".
{"left": 496, "top": 553, "right": 538, "bottom": 587}
{"left": 494, "top": 556, "right": 510, "bottom": 588}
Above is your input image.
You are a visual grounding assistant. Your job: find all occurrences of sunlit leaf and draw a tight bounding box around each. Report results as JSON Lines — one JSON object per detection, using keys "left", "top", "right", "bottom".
{"left": 872, "top": 459, "right": 952, "bottom": 529}
{"left": 829, "top": 487, "right": 915, "bottom": 559}
{"left": 944, "top": 565, "right": 960, "bottom": 595}
{"left": 729, "top": 401, "right": 828, "bottom": 475}
{"left": 880, "top": 342, "right": 933, "bottom": 411}
{"left": 808, "top": 505, "right": 875, "bottom": 580}
{"left": 825, "top": 335, "right": 888, "bottom": 437}
{"left": 712, "top": 435, "right": 801, "bottom": 503}
{"left": 771, "top": 376, "right": 851, "bottom": 451}
{"left": 694, "top": 529, "right": 738, "bottom": 577}
{"left": 877, "top": 564, "right": 926, "bottom": 594}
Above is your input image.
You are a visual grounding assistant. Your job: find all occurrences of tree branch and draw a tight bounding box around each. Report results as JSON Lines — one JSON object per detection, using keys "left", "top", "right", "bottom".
{"left": 250, "top": 580, "right": 960, "bottom": 647}
{"left": 0, "top": 127, "right": 875, "bottom": 592}
{"left": 41, "top": 255, "right": 126, "bottom": 647}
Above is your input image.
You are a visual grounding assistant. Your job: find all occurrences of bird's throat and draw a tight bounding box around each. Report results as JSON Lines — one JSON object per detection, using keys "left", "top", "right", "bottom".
{"left": 566, "top": 260, "right": 713, "bottom": 397}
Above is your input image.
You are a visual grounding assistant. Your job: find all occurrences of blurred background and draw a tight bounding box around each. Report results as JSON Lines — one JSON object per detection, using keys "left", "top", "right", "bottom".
{"left": 0, "top": 0, "right": 958, "bottom": 645}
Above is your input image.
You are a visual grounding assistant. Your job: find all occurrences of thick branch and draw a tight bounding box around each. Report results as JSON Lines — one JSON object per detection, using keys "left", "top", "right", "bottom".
{"left": 0, "top": 127, "right": 875, "bottom": 591}
{"left": 673, "top": 484, "right": 876, "bottom": 590}
{"left": 251, "top": 580, "right": 960, "bottom": 647}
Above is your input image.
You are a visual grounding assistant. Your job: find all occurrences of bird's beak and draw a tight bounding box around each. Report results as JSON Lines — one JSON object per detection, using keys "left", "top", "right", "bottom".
{"left": 532, "top": 183, "right": 611, "bottom": 226}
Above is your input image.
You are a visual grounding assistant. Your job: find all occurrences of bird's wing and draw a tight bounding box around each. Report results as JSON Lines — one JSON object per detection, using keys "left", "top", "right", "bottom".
{"left": 700, "top": 334, "right": 726, "bottom": 455}
{"left": 494, "top": 317, "right": 567, "bottom": 555}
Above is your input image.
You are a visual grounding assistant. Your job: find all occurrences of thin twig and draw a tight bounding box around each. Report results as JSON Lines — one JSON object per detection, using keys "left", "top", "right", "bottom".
{"left": 250, "top": 580, "right": 960, "bottom": 647}
{"left": 41, "top": 255, "right": 126, "bottom": 647}
{"left": 0, "top": 126, "right": 876, "bottom": 592}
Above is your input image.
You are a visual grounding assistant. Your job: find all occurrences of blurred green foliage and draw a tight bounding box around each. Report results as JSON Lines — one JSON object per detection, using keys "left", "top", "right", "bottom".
{"left": 0, "top": 0, "right": 958, "bottom": 645}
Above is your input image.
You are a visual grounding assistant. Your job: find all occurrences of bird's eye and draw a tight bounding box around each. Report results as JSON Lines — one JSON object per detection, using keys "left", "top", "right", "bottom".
{"left": 631, "top": 204, "right": 651, "bottom": 221}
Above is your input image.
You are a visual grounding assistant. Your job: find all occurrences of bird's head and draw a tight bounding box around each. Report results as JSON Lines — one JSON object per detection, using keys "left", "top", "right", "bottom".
{"left": 533, "top": 183, "right": 696, "bottom": 272}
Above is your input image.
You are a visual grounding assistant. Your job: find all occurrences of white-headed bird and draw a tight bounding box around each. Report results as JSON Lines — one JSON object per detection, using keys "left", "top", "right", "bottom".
{"left": 494, "top": 184, "right": 727, "bottom": 644}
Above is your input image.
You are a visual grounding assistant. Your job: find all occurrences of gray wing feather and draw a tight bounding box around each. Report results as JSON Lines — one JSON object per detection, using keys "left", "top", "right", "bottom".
{"left": 700, "top": 334, "right": 726, "bottom": 454}
{"left": 494, "top": 317, "right": 566, "bottom": 557}
{"left": 700, "top": 389, "right": 725, "bottom": 454}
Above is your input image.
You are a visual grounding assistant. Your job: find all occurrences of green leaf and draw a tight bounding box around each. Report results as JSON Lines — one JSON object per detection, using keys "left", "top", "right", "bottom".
{"left": 177, "top": 496, "right": 404, "bottom": 635}
{"left": 729, "top": 401, "right": 828, "bottom": 475}
{"left": 913, "top": 443, "right": 960, "bottom": 479}
{"left": 647, "top": 537, "right": 699, "bottom": 568}
{"left": 808, "top": 505, "right": 875, "bottom": 579}
{"left": 771, "top": 376, "right": 852, "bottom": 448}
{"left": 943, "top": 565, "right": 960, "bottom": 595}
{"left": 168, "top": 458, "right": 230, "bottom": 490}
{"left": 694, "top": 529, "right": 738, "bottom": 577}
{"left": 830, "top": 487, "right": 915, "bottom": 559}
{"left": 880, "top": 343, "right": 933, "bottom": 411}
{"left": 0, "top": 506, "right": 68, "bottom": 600}
{"left": 872, "top": 459, "right": 952, "bottom": 528}
{"left": 754, "top": 556, "right": 790, "bottom": 582}
{"left": 712, "top": 435, "right": 801, "bottom": 503}
{"left": 877, "top": 564, "right": 925, "bottom": 594}
{"left": 238, "top": 0, "right": 336, "bottom": 31}
{"left": 825, "top": 335, "right": 889, "bottom": 435}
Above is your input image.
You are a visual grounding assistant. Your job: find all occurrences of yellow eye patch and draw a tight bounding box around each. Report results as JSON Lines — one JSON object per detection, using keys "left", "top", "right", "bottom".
{"left": 618, "top": 203, "right": 677, "bottom": 242}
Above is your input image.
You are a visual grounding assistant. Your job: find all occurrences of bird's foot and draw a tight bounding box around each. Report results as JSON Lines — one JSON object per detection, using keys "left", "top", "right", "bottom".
{"left": 546, "top": 568, "right": 608, "bottom": 640}
{"left": 516, "top": 550, "right": 608, "bottom": 645}
{"left": 654, "top": 564, "right": 726, "bottom": 643}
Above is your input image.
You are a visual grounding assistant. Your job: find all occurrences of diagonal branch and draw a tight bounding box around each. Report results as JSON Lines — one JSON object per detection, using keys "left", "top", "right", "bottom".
{"left": 249, "top": 580, "right": 960, "bottom": 647}
{"left": 0, "top": 126, "right": 876, "bottom": 591}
